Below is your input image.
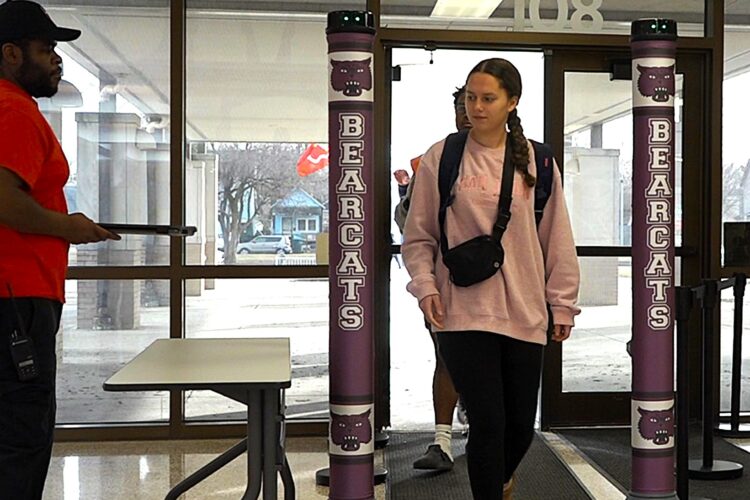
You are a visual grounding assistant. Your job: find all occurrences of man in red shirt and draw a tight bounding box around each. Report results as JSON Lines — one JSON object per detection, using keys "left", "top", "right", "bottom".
{"left": 0, "top": 2, "right": 119, "bottom": 498}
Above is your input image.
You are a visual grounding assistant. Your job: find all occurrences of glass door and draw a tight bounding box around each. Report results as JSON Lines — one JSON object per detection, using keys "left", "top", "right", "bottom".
{"left": 541, "top": 49, "right": 706, "bottom": 428}
{"left": 387, "top": 47, "right": 545, "bottom": 430}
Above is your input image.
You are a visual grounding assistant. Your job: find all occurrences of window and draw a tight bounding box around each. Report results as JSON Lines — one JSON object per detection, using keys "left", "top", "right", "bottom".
{"left": 720, "top": 2, "right": 750, "bottom": 412}
{"left": 185, "top": 278, "right": 329, "bottom": 421}
{"left": 37, "top": 2, "right": 171, "bottom": 268}
{"left": 59, "top": 280, "right": 169, "bottom": 424}
{"left": 38, "top": 2, "right": 171, "bottom": 426}
{"left": 182, "top": 1, "right": 333, "bottom": 426}
{"left": 297, "top": 218, "right": 318, "bottom": 232}
{"left": 723, "top": 4, "right": 750, "bottom": 263}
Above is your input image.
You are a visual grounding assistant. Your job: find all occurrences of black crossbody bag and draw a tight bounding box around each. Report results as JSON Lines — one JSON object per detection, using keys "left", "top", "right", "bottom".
{"left": 439, "top": 133, "right": 515, "bottom": 287}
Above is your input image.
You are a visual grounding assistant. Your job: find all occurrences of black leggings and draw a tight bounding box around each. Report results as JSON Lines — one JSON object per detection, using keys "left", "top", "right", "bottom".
{"left": 437, "top": 331, "right": 543, "bottom": 500}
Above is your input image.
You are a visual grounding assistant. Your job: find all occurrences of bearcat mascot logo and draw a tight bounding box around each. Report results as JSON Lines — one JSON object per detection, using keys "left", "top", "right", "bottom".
{"left": 330, "top": 58, "right": 372, "bottom": 97}
{"left": 637, "top": 406, "right": 674, "bottom": 445}
{"left": 330, "top": 409, "right": 372, "bottom": 452}
{"left": 637, "top": 64, "right": 675, "bottom": 103}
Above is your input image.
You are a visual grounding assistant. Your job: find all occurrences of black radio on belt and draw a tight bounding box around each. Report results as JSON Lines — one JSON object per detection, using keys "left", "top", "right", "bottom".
{"left": 10, "top": 330, "right": 37, "bottom": 381}
{"left": 6, "top": 285, "right": 38, "bottom": 382}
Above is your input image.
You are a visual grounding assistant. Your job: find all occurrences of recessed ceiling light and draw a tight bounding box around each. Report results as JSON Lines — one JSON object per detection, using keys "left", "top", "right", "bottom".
{"left": 431, "top": 0, "right": 504, "bottom": 19}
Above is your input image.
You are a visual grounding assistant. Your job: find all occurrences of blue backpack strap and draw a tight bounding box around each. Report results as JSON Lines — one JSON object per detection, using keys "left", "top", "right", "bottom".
{"left": 438, "top": 129, "right": 470, "bottom": 256}
{"left": 531, "top": 139, "right": 554, "bottom": 227}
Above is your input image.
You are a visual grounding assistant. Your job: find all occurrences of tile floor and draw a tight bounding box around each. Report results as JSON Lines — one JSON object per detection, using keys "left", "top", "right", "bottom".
{"left": 40, "top": 433, "right": 750, "bottom": 499}
{"left": 43, "top": 437, "right": 386, "bottom": 500}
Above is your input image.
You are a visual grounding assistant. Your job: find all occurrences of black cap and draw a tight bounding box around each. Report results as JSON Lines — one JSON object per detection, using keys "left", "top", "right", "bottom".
{"left": 326, "top": 11, "right": 375, "bottom": 35}
{"left": 0, "top": 1, "right": 81, "bottom": 43}
{"left": 631, "top": 19, "right": 677, "bottom": 42}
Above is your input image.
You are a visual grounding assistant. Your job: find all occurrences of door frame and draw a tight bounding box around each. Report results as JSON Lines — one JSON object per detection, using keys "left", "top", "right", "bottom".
{"left": 378, "top": 43, "right": 710, "bottom": 431}
{"left": 539, "top": 48, "right": 708, "bottom": 428}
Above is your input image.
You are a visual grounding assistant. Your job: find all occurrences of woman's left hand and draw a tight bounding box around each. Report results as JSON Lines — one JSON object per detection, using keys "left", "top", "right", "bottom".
{"left": 551, "top": 324, "right": 572, "bottom": 342}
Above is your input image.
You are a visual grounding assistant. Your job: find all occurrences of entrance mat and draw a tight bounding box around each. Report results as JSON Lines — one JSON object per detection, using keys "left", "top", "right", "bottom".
{"left": 557, "top": 427, "right": 750, "bottom": 500}
{"left": 385, "top": 431, "right": 591, "bottom": 499}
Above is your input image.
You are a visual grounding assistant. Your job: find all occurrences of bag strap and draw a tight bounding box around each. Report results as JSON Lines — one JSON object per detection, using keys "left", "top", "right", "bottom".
{"left": 438, "top": 131, "right": 514, "bottom": 254}
{"left": 531, "top": 140, "right": 554, "bottom": 227}
{"left": 438, "top": 129, "right": 470, "bottom": 255}
{"left": 492, "top": 140, "right": 515, "bottom": 243}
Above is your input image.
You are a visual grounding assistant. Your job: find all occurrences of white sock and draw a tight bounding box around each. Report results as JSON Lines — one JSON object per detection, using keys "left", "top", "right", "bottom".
{"left": 434, "top": 424, "right": 453, "bottom": 460}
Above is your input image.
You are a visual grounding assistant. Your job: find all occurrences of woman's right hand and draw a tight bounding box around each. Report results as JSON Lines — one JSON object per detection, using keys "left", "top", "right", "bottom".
{"left": 419, "top": 294, "right": 445, "bottom": 329}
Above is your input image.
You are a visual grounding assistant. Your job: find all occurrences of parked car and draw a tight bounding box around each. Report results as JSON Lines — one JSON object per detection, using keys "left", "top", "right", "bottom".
{"left": 237, "top": 235, "right": 292, "bottom": 254}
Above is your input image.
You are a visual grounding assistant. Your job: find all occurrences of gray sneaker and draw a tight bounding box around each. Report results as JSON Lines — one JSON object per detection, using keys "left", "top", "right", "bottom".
{"left": 413, "top": 444, "right": 454, "bottom": 471}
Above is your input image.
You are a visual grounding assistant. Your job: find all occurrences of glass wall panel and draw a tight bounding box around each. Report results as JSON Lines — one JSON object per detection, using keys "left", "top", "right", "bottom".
{"left": 184, "top": 279, "right": 328, "bottom": 421}
{"left": 185, "top": 2, "right": 362, "bottom": 266}
{"left": 562, "top": 257, "right": 682, "bottom": 392}
{"left": 59, "top": 280, "right": 169, "bottom": 424}
{"left": 38, "top": 2, "right": 171, "bottom": 267}
{"left": 723, "top": 3, "right": 750, "bottom": 266}
{"left": 389, "top": 47, "right": 543, "bottom": 430}
{"left": 563, "top": 72, "right": 684, "bottom": 247}
{"left": 563, "top": 257, "right": 632, "bottom": 392}
{"left": 381, "top": 1, "right": 704, "bottom": 37}
{"left": 721, "top": 0, "right": 750, "bottom": 419}
{"left": 719, "top": 285, "right": 750, "bottom": 413}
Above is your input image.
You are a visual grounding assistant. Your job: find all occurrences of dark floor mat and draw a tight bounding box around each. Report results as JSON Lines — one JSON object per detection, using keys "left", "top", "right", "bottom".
{"left": 557, "top": 427, "right": 750, "bottom": 500}
{"left": 385, "top": 432, "right": 591, "bottom": 499}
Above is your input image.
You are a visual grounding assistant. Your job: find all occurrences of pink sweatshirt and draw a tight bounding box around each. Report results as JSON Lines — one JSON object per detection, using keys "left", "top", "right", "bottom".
{"left": 402, "top": 134, "right": 581, "bottom": 345}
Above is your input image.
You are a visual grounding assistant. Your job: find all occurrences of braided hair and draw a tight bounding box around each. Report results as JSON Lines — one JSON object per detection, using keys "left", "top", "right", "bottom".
{"left": 467, "top": 58, "right": 535, "bottom": 188}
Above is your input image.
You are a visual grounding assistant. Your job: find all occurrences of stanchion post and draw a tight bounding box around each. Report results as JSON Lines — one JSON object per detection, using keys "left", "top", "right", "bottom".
{"left": 717, "top": 272, "right": 750, "bottom": 438}
{"left": 688, "top": 279, "right": 743, "bottom": 479}
{"left": 730, "top": 273, "right": 746, "bottom": 432}
{"left": 702, "top": 278, "right": 717, "bottom": 469}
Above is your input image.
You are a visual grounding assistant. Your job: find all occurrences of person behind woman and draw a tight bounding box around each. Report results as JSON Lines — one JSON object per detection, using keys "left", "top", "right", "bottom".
{"left": 394, "top": 86, "right": 470, "bottom": 472}
{"left": 401, "top": 58, "right": 580, "bottom": 499}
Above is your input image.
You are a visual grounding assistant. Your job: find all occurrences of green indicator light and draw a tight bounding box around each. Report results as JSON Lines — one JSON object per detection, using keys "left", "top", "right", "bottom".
{"left": 344, "top": 16, "right": 349, "bottom": 21}
{"left": 651, "top": 23, "right": 657, "bottom": 29}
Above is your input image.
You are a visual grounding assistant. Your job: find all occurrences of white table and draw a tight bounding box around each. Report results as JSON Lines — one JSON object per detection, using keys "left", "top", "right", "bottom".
{"left": 103, "top": 338, "right": 294, "bottom": 500}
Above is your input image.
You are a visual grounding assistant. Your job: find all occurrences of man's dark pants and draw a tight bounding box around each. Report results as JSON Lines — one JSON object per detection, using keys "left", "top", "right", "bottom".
{"left": 0, "top": 297, "right": 62, "bottom": 500}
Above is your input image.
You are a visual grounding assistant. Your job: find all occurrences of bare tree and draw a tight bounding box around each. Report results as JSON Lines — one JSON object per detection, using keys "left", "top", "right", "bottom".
{"left": 723, "top": 159, "right": 750, "bottom": 222}
{"left": 212, "top": 142, "right": 327, "bottom": 263}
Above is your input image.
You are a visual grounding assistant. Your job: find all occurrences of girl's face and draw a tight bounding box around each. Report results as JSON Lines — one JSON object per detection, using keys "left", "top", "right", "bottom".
{"left": 465, "top": 72, "right": 518, "bottom": 137}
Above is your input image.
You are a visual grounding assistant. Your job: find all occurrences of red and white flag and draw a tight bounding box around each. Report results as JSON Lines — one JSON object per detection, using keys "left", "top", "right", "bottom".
{"left": 297, "top": 144, "right": 329, "bottom": 176}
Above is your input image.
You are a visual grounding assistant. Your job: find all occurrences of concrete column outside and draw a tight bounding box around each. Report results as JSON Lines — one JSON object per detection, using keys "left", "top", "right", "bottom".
{"left": 591, "top": 122, "right": 603, "bottom": 149}
{"left": 143, "top": 141, "right": 171, "bottom": 305}
{"left": 185, "top": 156, "right": 206, "bottom": 296}
{"left": 564, "top": 147, "right": 621, "bottom": 306}
{"left": 75, "top": 112, "right": 150, "bottom": 329}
